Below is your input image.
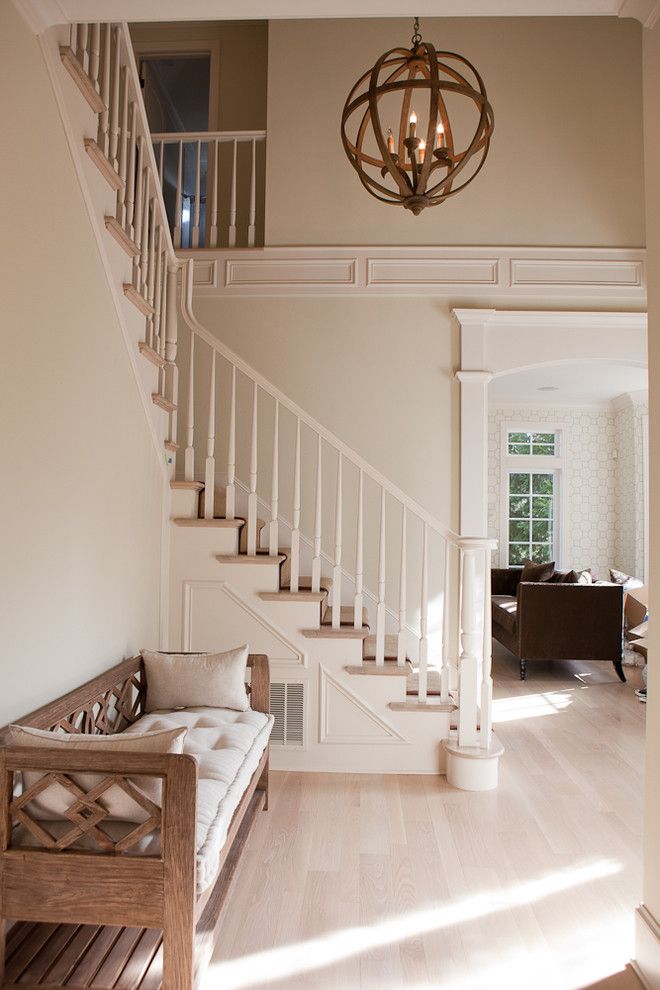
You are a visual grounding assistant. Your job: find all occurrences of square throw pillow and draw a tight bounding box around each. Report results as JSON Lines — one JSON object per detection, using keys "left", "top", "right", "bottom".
{"left": 5, "top": 724, "right": 187, "bottom": 822}
{"left": 610, "top": 568, "right": 643, "bottom": 590}
{"left": 141, "top": 646, "right": 250, "bottom": 713}
{"left": 521, "top": 559, "right": 555, "bottom": 583}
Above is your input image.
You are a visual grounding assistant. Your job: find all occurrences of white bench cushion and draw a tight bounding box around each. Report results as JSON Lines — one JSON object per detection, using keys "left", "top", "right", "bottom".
{"left": 123, "top": 706, "right": 273, "bottom": 892}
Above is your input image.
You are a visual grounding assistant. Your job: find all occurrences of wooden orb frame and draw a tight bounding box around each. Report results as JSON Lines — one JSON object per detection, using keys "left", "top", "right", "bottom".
{"left": 341, "top": 31, "right": 494, "bottom": 215}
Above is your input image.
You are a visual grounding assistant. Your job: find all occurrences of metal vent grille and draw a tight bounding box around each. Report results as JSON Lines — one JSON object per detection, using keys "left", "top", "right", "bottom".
{"left": 270, "top": 681, "right": 304, "bottom": 747}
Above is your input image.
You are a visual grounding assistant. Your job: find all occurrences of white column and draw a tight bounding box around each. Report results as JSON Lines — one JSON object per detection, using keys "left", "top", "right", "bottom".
{"left": 457, "top": 543, "right": 480, "bottom": 747}
{"left": 456, "top": 370, "right": 493, "bottom": 537}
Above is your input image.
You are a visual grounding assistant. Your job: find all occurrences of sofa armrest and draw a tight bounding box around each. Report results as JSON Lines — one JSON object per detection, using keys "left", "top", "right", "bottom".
{"left": 518, "top": 583, "right": 623, "bottom": 662}
{"left": 248, "top": 654, "right": 270, "bottom": 714}
{"left": 491, "top": 567, "right": 523, "bottom": 597}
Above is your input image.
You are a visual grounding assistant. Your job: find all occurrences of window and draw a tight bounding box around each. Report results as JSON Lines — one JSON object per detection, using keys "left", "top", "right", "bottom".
{"left": 508, "top": 471, "right": 555, "bottom": 564}
{"left": 507, "top": 430, "right": 557, "bottom": 456}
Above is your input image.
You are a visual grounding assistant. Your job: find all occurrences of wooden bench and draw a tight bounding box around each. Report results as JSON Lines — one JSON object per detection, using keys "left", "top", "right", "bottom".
{"left": 0, "top": 653, "right": 270, "bottom": 989}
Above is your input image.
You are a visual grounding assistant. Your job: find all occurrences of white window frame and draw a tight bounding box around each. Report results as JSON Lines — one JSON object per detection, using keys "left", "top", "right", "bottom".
{"left": 500, "top": 423, "right": 566, "bottom": 568}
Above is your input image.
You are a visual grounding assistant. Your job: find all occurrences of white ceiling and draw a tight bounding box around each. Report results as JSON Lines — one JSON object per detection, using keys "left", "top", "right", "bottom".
{"left": 20, "top": 0, "right": 660, "bottom": 30}
{"left": 489, "top": 362, "right": 648, "bottom": 406}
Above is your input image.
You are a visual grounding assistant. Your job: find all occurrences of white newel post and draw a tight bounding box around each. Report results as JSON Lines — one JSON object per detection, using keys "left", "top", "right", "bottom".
{"left": 354, "top": 469, "right": 364, "bottom": 629}
{"left": 457, "top": 543, "right": 480, "bottom": 748}
{"left": 184, "top": 331, "right": 195, "bottom": 481}
{"left": 269, "top": 401, "right": 279, "bottom": 556}
{"left": 332, "top": 453, "right": 343, "bottom": 629}
{"left": 397, "top": 507, "right": 407, "bottom": 666}
{"left": 204, "top": 350, "right": 216, "bottom": 520}
{"left": 247, "top": 382, "right": 258, "bottom": 554}
{"left": 375, "top": 488, "right": 386, "bottom": 664}
{"left": 311, "top": 435, "right": 322, "bottom": 594}
{"left": 225, "top": 366, "right": 236, "bottom": 520}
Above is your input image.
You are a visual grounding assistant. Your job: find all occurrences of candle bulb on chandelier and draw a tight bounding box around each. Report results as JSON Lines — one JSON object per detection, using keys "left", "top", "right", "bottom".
{"left": 436, "top": 121, "right": 445, "bottom": 148}
{"left": 409, "top": 111, "right": 417, "bottom": 138}
{"left": 387, "top": 128, "right": 395, "bottom": 154}
{"left": 418, "top": 139, "right": 426, "bottom": 163}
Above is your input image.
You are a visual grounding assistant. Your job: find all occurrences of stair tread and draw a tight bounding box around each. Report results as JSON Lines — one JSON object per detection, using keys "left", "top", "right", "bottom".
{"left": 171, "top": 480, "right": 204, "bottom": 491}
{"left": 174, "top": 517, "right": 244, "bottom": 528}
{"left": 258, "top": 590, "right": 327, "bottom": 602}
{"left": 389, "top": 700, "right": 457, "bottom": 713}
{"left": 302, "top": 626, "right": 369, "bottom": 640}
{"left": 345, "top": 664, "right": 409, "bottom": 676}
{"left": 216, "top": 553, "right": 286, "bottom": 564}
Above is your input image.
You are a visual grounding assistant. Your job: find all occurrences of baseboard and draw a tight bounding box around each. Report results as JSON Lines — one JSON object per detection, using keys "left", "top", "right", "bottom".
{"left": 634, "top": 903, "right": 660, "bottom": 988}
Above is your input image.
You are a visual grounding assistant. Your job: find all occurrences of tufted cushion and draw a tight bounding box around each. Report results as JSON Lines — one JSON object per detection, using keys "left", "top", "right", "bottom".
{"left": 123, "top": 707, "right": 273, "bottom": 892}
{"left": 491, "top": 595, "right": 518, "bottom": 635}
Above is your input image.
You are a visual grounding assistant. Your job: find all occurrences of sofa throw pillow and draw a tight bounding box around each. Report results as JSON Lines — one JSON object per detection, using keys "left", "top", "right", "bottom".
{"left": 142, "top": 646, "right": 250, "bottom": 714}
{"left": 610, "top": 568, "right": 643, "bottom": 590}
{"left": 576, "top": 569, "right": 595, "bottom": 585}
{"left": 5, "top": 724, "right": 187, "bottom": 822}
{"left": 521, "top": 559, "right": 555, "bottom": 583}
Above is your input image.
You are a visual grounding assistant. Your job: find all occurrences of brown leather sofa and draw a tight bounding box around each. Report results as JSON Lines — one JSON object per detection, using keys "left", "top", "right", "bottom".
{"left": 491, "top": 567, "right": 625, "bottom": 681}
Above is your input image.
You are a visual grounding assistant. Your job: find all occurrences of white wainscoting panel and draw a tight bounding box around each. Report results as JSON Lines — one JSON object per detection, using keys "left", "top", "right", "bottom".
{"left": 178, "top": 246, "right": 646, "bottom": 300}
{"left": 319, "top": 666, "right": 406, "bottom": 745}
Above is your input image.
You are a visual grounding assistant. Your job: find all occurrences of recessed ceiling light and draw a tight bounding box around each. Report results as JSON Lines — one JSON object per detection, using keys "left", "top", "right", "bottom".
{"left": 538, "top": 386, "right": 559, "bottom": 392}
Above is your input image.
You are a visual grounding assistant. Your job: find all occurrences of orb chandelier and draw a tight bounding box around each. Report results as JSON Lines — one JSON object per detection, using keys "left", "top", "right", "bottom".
{"left": 341, "top": 18, "right": 494, "bottom": 215}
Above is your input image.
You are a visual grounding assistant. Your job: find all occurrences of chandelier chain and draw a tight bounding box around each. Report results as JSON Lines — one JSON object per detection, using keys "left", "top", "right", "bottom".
{"left": 412, "top": 16, "right": 421, "bottom": 46}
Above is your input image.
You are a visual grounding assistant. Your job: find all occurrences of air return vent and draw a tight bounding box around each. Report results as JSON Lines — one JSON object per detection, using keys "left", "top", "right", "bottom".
{"left": 270, "top": 681, "right": 305, "bottom": 748}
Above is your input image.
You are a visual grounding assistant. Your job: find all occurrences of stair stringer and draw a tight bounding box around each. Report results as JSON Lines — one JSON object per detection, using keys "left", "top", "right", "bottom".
{"left": 38, "top": 24, "right": 173, "bottom": 476}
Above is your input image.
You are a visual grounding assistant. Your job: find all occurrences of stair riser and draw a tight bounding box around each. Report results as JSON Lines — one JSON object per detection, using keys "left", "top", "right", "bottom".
{"left": 171, "top": 489, "right": 201, "bottom": 518}
{"left": 255, "top": 599, "right": 322, "bottom": 631}
{"left": 172, "top": 527, "right": 239, "bottom": 557}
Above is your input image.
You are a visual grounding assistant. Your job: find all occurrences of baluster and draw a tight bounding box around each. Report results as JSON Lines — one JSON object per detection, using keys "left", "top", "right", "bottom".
{"left": 98, "top": 23, "right": 111, "bottom": 156}
{"left": 248, "top": 138, "right": 257, "bottom": 247}
{"left": 457, "top": 543, "right": 480, "bottom": 747}
{"left": 117, "top": 66, "right": 129, "bottom": 226}
{"left": 151, "top": 227, "right": 163, "bottom": 354}
{"left": 165, "top": 262, "right": 178, "bottom": 368}
{"left": 139, "top": 173, "right": 150, "bottom": 297}
{"left": 397, "top": 507, "right": 407, "bottom": 665}
{"left": 77, "top": 23, "right": 89, "bottom": 73}
{"left": 158, "top": 251, "right": 168, "bottom": 399}
{"left": 228, "top": 140, "right": 237, "bottom": 247}
{"left": 184, "top": 332, "right": 195, "bottom": 481}
{"left": 332, "top": 453, "right": 343, "bottom": 629}
{"left": 290, "top": 418, "right": 301, "bottom": 590}
{"left": 133, "top": 138, "right": 145, "bottom": 287}
{"left": 192, "top": 140, "right": 201, "bottom": 248}
{"left": 480, "top": 547, "right": 493, "bottom": 748}
{"left": 226, "top": 365, "right": 236, "bottom": 519}
{"left": 311, "top": 435, "right": 322, "bottom": 594}
{"left": 441, "top": 541, "right": 452, "bottom": 703}
{"left": 146, "top": 197, "right": 157, "bottom": 337}
{"left": 174, "top": 141, "right": 183, "bottom": 249}
{"left": 108, "top": 25, "right": 120, "bottom": 171}
{"left": 418, "top": 523, "right": 429, "bottom": 703}
{"left": 126, "top": 103, "right": 137, "bottom": 239}
{"left": 375, "top": 488, "right": 386, "bottom": 663}
{"left": 247, "top": 382, "right": 259, "bottom": 554}
{"left": 354, "top": 469, "right": 363, "bottom": 629}
{"left": 90, "top": 24, "right": 101, "bottom": 92}
{"left": 69, "top": 23, "right": 77, "bottom": 50}
{"left": 269, "top": 401, "right": 279, "bottom": 556}
{"left": 210, "top": 139, "right": 219, "bottom": 248}
{"left": 204, "top": 350, "right": 216, "bottom": 520}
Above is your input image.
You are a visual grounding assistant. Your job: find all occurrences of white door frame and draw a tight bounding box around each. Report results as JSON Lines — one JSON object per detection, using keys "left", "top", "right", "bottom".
{"left": 452, "top": 308, "right": 648, "bottom": 539}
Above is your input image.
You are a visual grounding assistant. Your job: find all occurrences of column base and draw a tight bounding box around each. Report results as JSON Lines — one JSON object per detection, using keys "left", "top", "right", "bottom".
{"left": 443, "top": 734, "right": 504, "bottom": 791}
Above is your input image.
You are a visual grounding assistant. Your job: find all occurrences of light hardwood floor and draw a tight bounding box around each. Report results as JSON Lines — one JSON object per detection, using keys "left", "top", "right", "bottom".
{"left": 203, "top": 645, "right": 647, "bottom": 990}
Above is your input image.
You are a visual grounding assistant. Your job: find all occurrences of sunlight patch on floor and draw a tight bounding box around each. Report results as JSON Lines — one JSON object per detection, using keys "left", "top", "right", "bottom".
{"left": 205, "top": 858, "right": 621, "bottom": 989}
{"left": 492, "top": 689, "right": 574, "bottom": 722}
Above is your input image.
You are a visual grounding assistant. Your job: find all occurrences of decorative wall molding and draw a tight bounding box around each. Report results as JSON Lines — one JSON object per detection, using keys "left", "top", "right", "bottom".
{"left": 182, "top": 579, "right": 307, "bottom": 667}
{"left": 180, "top": 247, "right": 646, "bottom": 301}
{"left": 319, "top": 666, "right": 407, "bottom": 745}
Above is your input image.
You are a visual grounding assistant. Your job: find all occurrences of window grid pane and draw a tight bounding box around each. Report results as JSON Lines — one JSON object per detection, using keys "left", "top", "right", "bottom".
{"left": 508, "top": 471, "right": 555, "bottom": 564}
{"left": 508, "top": 430, "right": 556, "bottom": 456}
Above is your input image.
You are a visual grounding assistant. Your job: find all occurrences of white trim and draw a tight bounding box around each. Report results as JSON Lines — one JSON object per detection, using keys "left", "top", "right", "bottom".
{"left": 635, "top": 904, "right": 660, "bottom": 989}
{"left": 181, "top": 579, "right": 308, "bottom": 667}
{"left": 643, "top": 413, "right": 649, "bottom": 585}
{"left": 319, "top": 666, "right": 407, "bottom": 745}
{"left": 180, "top": 247, "right": 647, "bottom": 301}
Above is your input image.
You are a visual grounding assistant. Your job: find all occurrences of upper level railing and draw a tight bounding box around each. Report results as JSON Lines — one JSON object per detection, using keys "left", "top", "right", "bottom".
{"left": 151, "top": 131, "right": 266, "bottom": 249}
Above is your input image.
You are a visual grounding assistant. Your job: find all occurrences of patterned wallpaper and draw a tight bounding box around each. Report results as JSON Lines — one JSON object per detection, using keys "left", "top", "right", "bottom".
{"left": 488, "top": 399, "right": 647, "bottom": 580}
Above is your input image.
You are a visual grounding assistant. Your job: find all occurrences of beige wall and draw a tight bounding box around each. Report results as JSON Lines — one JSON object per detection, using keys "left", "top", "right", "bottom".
{"left": 129, "top": 20, "right": 268, "bottom": 131}
{"left": 0, "top": 4, "right": 164, "bottom": 726}
{"left": 266, "top": 17, "right": 644, "bottom": 247}
{"left": 641, "top": 15, "right": 660, "bottom": 972}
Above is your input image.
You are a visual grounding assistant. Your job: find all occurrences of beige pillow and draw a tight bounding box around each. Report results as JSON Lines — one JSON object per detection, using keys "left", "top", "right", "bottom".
{"left": 142, "top": 646, "right": 250, "bottom": 713}
{"left": 6, "top": 724, "right": 187, "bottom": 822}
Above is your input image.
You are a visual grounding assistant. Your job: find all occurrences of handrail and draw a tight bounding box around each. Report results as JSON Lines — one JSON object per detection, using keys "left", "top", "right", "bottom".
{"left": 179, "top": 260, "right": 461, "bottom": 545}
{"left": 151, "top": 130, "right": 267, "bottom": 143}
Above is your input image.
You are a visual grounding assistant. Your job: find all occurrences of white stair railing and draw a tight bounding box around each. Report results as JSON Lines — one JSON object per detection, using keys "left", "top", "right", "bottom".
{"left": 61, "top": 22, "right": 179, "bottom": 432}
{"left": 177, "top": 261, "right": 497, "bottom": 747}
{"left": 62, "top": 20, "right": 496, "bottom": 754}
{"left": 151, "top": 131, "right": 267, "bottom": 249}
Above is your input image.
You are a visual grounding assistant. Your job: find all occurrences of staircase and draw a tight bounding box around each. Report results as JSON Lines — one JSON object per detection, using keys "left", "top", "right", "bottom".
{"left": 39, "top": 17, "right": 502, "bottom": 789}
